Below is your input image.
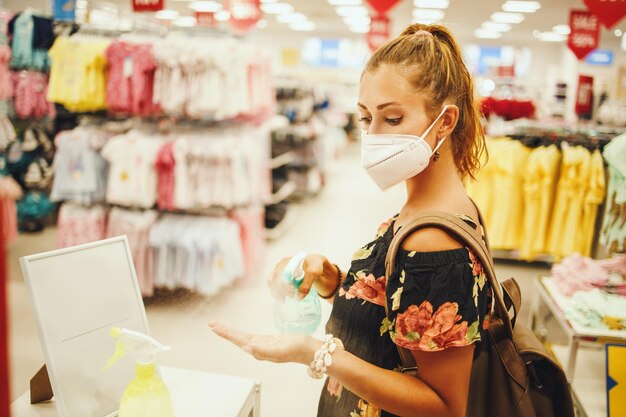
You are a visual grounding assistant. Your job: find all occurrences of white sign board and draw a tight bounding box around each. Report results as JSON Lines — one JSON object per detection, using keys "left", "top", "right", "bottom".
{"left": 20, "top": 236, "right": 150, "bottom": 417}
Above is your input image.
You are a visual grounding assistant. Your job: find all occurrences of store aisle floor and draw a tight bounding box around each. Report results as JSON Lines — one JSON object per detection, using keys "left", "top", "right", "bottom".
{"left": 7, "top": 145, "right": 549, "bottom": 416}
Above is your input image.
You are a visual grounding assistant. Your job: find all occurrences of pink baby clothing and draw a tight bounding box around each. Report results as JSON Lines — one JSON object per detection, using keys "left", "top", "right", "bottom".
{"left": 155, "top": 141, "right": 175, "bottom": 210}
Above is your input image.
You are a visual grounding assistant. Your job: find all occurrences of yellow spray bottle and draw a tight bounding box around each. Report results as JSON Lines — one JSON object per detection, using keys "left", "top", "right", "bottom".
{"left": 105, "top": 327, "right": 174, "bottom": 417}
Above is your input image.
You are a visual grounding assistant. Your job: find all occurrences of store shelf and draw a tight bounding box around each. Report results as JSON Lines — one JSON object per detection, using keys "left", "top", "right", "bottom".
{"left": 265, "top": 207, "right": 297, "bottom": 241}
{"left": 491, "top": 249, "right": 555, "bottom": 264}
{"left": 551, "top": 344, "right": 606, "bottom": 417}
{"left": 269, "top": 151, "right": 296, "bottom": 170}
{"left": 266, "top": 181, "right": 296, "bottom": 205}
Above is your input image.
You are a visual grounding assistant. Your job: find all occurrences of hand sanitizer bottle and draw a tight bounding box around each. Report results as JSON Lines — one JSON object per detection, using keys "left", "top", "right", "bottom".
{"left": 273, "top": 251, "right": 321, "bottom": 334}
{"left": 105, "top": 328, "right": 174, "bottom": 417}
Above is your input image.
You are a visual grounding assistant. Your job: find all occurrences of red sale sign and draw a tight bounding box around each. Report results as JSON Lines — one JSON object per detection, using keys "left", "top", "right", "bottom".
{"left": 366, "top": 0, "right": 400, "bottom": 16}
{"left": 584, "top": 0, "right": 626, "bottom": 29}
{"left": 568, "top": 10, "right": 600, "bottom": 60}
{"left": 367, "top": 14, "right": 391, "bottom": 52}
{"left": 132, "top": 0, "right": 163, "bottom": 12}
{"left": 575, "top": 75, "right": 594, "bottom": 116}
{"left": 227, "top": 0, "right": 261, "bottom": 33}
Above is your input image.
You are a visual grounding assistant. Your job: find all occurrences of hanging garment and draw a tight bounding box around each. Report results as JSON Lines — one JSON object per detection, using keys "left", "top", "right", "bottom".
{"left": 101, "top": 130, "right": 164, "bottom": 209}
{"left": 8, "top": 11, "right": 51, "bottom": 71}
{"left": 152, "top": 38, "right": 274, "bottom": 120}
{"left": 485, "top": 138, "right": 531, "bottom": 250}
{"left": 0, "top": 176, "right": 22, "bottom": 243}
{"left": 0, "top": 45, "right": 12, "bottom": 101}
{"left": 154, "top": 140, "right": 175, "bottom": 211}
{"left": 106, "top": 207, "right": 158, "bottom": 297}
{"left": 56, "top": 203, "right": 108, "bottom": 248}
{"left": 519, "top": 145, "right": 561, "bottom": 260}
{"left": 546, "top": 144, "right": 592, "bottom": 259}
{"left": 105, "top": 41, "right": 160, "bottom": 116}
{"left": 148, "top": 214, "right": 244, "bottom": 296}
{"left": 50, "top": 127, "right": 109, "bottom": 205}
{"left": 11, "top": 70, "right": 55, "bottom": 119}
{"left": 601, "top": 133, "right": 626, "bottom": 253}
{"left": 47, "top": 36, "right": 109, "bottom": 112}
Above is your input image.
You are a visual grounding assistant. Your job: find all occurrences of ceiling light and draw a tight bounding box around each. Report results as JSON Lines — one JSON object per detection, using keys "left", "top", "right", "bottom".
{"left": 414, "top": 0, "right": 449, "bottom": 8}
{"left": 349, "top": 25, "right": 370, "bottom": 33}
{"left": 328, "top": 0, "right": 362, "bottom": 5}
{"left": 491, "top": 12, "right": 525, "bottom": 24}
{"left": 174, "top": 16, "right": 197, "bottom": 27}
{"left": 276, "top": 12, "right": 307, "bottom": 23}
{"left": 413, "top": 8, "right": 445, "bottom": 20}
{"left": 257, "top": 19, "right": 268, "bottom": 29}
{"left": 502, "top": 1, "right": 541, "bottom": 13}
{"left": 535, "top": 31, "right": 566, "bottom": 42}
{"left": 189, "top": 1, "right": 222, "bottom": 12}
{"left": 343, "top": 15, "right": 370, "bottom": 26}
{"left": 482, "top": 21, "right": 512, "bottom": 32}
{"left": 290, "top": 21, "right": 316, "bottom": 31}
{"left": 260, "top": 2, "right": 294, "bottom": 14}
{"left": 336, "top": 6, "right": 368, "bottom": 16}
{"left": 474, "top": 29, "right": 502, "bottom": 39}
{"left": 155, "top": 9, "right": 179, "bottom": 19}
{"left": 615, "top": 29, "right": 623, "bottom": 37}
{"left": 215, "top": 10, "right": 230, "bottom": 21}
{"left": 412, "top": 17, "right": 439, "bottom": 25}
{"left": 552, "top": 24, "right": 570, "bottom": 35}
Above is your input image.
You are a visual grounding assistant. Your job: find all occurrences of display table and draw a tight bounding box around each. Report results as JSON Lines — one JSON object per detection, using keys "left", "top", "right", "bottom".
{"left": 11, "top": 367, "right": 260, "bottom": 417}
{"left": 532, "top": 276, "right": 626, "bottom": 417}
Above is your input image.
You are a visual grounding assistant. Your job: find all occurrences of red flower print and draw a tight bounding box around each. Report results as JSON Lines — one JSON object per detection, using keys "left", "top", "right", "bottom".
{"left": 344, "top": 271, "right": 387, "bottom": 306}
{"left": 393, "top": 301, "right": 470, "bottom": 351}
{"left": 467, "top": 248, "right": 484, "bottom": 277}
{"left": 326, "top": 377, "right": 343, "bottom": 399}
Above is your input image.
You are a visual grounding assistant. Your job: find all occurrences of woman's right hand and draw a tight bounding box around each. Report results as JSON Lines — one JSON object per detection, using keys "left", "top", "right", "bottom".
{"left": 268, "top": 254, "right": 338, "bottom": 300}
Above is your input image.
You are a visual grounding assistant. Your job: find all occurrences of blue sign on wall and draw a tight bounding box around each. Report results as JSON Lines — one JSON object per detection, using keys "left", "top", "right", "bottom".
{"left": 586, "top": 50, "right": 614, "bottom": 66}
{"left": 52, "top": 0, "right": 76, "bottom": 22}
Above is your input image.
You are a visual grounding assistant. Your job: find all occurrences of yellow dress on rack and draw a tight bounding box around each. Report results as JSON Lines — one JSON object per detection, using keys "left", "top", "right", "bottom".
{"left": 519, "top": 145, "right": 561, "bottom": 260}
{"left": 48, "top": 37, "right": 109, "bottom": 112}
{"left": 546, "top": 144, "right": 592, "bottom": 259}
{"left": 578, "top": 149, "right": 606, "bottom": 256}
{"left": 488, "top": 138, "right": 531, "bottom": 250}
{"left": 465, "top": 137, "right": 494, "bottom": 228}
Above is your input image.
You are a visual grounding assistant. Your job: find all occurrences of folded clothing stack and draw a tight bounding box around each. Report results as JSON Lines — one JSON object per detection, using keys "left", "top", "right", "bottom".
{"left": 551, "top": 253, "right": 626, "bottom": 296}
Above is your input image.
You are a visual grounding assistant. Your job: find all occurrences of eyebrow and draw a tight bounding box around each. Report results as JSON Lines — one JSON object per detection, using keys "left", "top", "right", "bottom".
{"left": 357, "top": 101, "right": 401, "bottom": 110}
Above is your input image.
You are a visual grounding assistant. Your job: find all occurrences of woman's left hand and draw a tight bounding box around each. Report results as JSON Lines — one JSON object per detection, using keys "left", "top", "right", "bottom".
{"left": 209, "top": 323, "right": 316, "bottom": 365}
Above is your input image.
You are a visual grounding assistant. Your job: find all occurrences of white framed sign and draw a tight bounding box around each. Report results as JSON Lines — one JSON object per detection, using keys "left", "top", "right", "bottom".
{"left": 20, "top": 236, "right": 150, "bottom": 417}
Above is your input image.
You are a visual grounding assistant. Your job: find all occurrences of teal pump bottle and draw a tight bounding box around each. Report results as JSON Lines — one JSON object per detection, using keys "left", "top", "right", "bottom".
{"left": 105, "top": 328, "right": 174, "bottom": 417}
{"left": 273, "top": 251, "right": 322, "bottom": 334}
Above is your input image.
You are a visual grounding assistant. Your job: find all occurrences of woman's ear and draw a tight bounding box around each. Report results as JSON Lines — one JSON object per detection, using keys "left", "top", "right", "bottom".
{"left": 438, "top": 104, "right": 459, "bottom": 139}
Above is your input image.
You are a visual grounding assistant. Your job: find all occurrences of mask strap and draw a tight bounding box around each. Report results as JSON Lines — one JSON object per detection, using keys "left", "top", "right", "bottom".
{"left": 420, "top": 105, "right": 450, "bottom": 153}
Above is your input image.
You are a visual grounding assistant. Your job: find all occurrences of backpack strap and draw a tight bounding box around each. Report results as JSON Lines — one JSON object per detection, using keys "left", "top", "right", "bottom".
{"left": 383, "top": 211, "right": 514, "bottom": 373}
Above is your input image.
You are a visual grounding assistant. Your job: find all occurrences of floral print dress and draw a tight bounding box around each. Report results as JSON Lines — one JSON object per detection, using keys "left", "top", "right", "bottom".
{"left": 317, "top": 215, "right": 491, "bottom": 417}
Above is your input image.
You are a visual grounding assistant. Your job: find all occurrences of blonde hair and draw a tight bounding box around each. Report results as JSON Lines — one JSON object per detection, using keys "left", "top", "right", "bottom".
{"left": 364, "top": 23, "right": 486, "bottom": 178}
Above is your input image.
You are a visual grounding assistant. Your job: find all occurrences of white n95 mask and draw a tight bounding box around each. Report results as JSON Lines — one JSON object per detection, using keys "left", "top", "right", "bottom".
{"left": 361, "top": 105, "right": 450, "bottom": 191}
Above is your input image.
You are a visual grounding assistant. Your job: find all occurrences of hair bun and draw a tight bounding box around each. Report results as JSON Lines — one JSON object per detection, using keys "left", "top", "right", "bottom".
{"left": 400, "top": 23, "right": 431, "bottom": 37}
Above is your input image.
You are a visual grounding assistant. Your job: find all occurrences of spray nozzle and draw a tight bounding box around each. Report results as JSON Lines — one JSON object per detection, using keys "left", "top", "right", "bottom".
{"left": 105, "top": 327, "right": 170, "bottom": 370}
{"left": 282, "top": 251, "right": 306, "bottom": 289}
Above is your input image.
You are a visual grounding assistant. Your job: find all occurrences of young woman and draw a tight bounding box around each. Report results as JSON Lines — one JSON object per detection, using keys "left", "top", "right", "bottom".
{"left": 211, "top": 23, "right": 490, "bottom": 417}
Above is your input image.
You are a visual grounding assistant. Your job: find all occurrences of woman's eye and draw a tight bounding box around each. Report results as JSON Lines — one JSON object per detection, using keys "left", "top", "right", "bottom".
{"left": 385, "top": 117, "right": 403, "bottom": 126}
{"left": 358, "top": 117, "right": 372, "bottom": 124}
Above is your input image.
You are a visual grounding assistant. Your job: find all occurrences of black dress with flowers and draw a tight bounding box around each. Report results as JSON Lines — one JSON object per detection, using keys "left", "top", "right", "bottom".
{"left": 316, "top": 215, "right": 491, "bottom": 417}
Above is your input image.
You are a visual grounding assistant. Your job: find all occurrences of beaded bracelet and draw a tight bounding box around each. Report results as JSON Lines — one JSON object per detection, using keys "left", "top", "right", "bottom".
{"left": 319, "top": 263, "right": 342, "bottom": 299}
{"left": 307, "top": 334, "right": 344, "bottom": 379}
